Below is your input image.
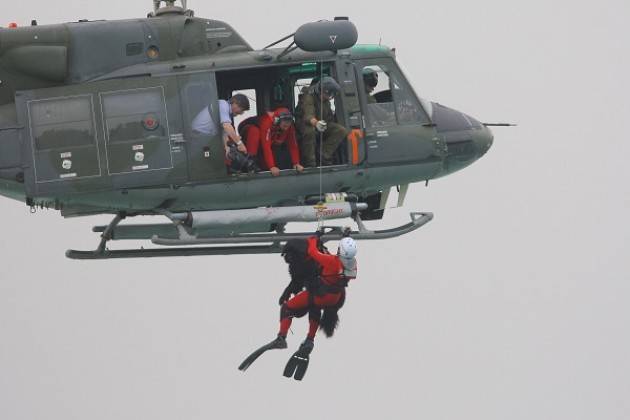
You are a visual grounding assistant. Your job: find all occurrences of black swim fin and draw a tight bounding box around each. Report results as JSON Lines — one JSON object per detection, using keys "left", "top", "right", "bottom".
{"left": 283, "top": 338, "right": 314, "bottom": 381}
{"left": 238, "top": 335, "right": 287, "bottom": 372}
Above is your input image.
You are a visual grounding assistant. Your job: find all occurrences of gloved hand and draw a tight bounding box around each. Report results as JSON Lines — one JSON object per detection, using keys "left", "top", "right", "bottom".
{"left": 315, "top": 120, "right": 328, "bottom": 133}
{"left": 314, "top": 230, "right": 328, "bottom": 251}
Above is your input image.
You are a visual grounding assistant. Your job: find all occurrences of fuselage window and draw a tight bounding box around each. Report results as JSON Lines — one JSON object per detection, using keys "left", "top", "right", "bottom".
{"left": 30, "top": 96, "right": 96, "bottom": 151}
{"left": 100, "top": 87, "right": 172, "bottom": 174}
{"left": 101, "top": 88, "right": 168, "bottom": 144}
{"left": 28, "top": 95, "right": 101, "bottom": 182}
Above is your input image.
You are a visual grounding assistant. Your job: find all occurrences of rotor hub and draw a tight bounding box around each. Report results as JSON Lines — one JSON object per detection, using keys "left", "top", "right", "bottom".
{"left": 150, "top": 0, "right": 193, "bottom": 17}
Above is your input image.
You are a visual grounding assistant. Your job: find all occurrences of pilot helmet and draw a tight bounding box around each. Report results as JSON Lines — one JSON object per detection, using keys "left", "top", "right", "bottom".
{"left": 363, "top": 68, "right": 379, "bottom": 88}
{"left": 317, "top": 77, "right": 341, "bottom": 98}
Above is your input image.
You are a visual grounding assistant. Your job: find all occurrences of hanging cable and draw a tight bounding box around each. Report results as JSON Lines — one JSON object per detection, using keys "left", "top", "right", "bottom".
{"left": 316, "top": 59, "right": 325, "bottom": 229}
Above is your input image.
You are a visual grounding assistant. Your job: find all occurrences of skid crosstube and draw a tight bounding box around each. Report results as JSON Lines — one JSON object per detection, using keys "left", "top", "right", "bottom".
{"left": 65, "top": 212, "right": 433, "bottom": 260}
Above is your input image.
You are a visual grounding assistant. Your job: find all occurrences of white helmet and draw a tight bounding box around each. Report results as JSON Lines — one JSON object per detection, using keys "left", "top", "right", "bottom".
{"left": 338, "top": 237, "right": 357, "bottom": 259}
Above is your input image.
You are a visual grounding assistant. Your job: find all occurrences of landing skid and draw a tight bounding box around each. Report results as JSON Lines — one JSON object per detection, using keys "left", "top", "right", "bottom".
{"left": 66, "top": 212, "right": 433, "bottom": 260}
{"left": 151, "top": 212, "right": 433, "bottom": 245}
{"left": 65, "top": 244, "right": 281, "bottom": 260}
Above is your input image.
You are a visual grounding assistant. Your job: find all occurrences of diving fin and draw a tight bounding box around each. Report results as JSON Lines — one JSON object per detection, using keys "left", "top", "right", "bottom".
{"left": 238, "top": 335, "right": 287, "bottom": 372}
{"left": 283, "top": 338, "right": 314, "bottom": 381}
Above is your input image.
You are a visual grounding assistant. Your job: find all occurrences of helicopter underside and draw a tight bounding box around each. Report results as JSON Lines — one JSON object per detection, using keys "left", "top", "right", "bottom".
{"left": 59, "top": 160, "right": 439, "bottom": 259}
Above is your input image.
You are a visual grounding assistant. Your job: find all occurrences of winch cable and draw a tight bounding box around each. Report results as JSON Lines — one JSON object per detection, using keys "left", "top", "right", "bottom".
{"left": 317, "top": 59, "right": 325, "bottom": 230}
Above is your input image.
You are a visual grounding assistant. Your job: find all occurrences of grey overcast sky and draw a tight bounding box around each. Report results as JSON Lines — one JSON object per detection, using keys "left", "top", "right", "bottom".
{"left": 1, "top": 1, "right": 629, "bottom": 419}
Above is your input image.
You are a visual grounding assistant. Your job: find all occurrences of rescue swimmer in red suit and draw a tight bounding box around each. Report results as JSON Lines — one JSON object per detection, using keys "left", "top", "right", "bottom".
{"left": 238, "top": 233, "right": 358, "bottom": 380}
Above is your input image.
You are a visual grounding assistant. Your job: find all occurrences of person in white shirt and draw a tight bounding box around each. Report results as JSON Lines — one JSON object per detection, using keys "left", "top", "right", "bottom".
{"left": 192, "top": 93, "right": 250, "bottom": 156}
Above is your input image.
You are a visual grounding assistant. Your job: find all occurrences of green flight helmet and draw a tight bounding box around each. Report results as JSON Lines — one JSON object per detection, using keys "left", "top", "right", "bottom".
{"left": 316, "top": 77, "right": 341, "bottom": 98}
{"left": 363, "top": 67, "right": 379, "bottom": 88}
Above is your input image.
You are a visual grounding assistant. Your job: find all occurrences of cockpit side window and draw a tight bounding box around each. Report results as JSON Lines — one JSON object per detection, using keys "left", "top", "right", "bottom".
{"left": 359, "top": 60, "right": 430, "bottom": 127}
{"left": 361, "top": 65, "right": 396, "bottom": 128}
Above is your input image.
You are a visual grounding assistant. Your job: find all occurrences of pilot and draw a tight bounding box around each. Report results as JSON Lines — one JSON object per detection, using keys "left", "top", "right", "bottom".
{"left": 241, "top": 107, "right": 304, "bottom": 176}
{"left": 362, "top": 67, "right": 393, "bottom": 126}
{"left": 295, "top": 77, "right": 348, "bottom": 167}
{"left": 192, "top": 93, "right": 250, "bottom": 156}
{"left": 363, "top": 67, "right": 379, "bottom": 104}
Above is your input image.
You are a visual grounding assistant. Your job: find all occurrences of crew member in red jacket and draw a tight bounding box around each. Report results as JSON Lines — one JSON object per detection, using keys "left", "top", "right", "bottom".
{"left": 243, "top": 108, "right": 304, "bottom": 176}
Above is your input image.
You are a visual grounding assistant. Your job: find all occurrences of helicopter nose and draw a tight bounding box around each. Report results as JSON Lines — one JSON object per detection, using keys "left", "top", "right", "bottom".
{"left": 475, "top": 125, "right": 494, "bottom": 157}
{"left": 431, "top": 103, "right": 493, "bottom": 158}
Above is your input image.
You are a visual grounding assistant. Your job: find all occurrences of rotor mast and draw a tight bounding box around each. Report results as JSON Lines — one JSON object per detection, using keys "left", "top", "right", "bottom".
{"left": 150, "top": 0, "right": 192, "bottom": 17}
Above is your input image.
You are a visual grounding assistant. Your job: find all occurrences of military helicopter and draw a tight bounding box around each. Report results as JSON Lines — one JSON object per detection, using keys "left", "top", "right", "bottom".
{"left": 0, "top": 0, "right": 499, "bottom": 259}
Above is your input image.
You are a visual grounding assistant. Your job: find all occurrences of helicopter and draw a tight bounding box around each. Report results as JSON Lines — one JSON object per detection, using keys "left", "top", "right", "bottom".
{"left": 0, "top": 0, "right": 500, "bottom": 259}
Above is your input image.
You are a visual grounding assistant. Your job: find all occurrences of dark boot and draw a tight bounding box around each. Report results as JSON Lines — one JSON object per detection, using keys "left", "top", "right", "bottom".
{"left": 238, "top": 334, "right": 287, "bottom": 371}
{"left": 270, "top": 334, "right": 288, "bottom": 349}
{"left": 299, "top": 337, "right": 314, "bottom": 354}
